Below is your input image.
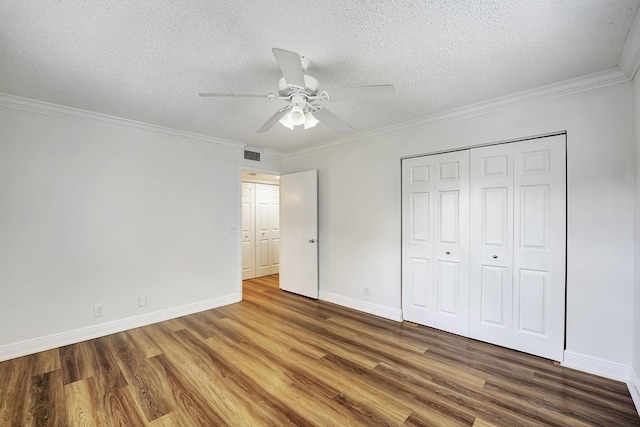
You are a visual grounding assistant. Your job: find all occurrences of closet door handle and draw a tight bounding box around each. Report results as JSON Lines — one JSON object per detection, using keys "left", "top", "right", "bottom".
{"left": 492, "top": 255, "right": 498, "bottom": 259}
{"left": 445, "top": 251, "right": 450, "bottom": 255}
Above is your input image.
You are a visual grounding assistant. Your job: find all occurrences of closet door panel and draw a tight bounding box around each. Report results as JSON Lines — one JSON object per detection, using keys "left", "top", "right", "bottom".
{"left": 269, "top": 185, "right": 280, "bottom": 274}
{"left": 437, "top": 260, "right": 460, "bottom": 315}
{"left": 480, "top": 265, "right": 508, "bottom": 325}
{"left": 255, "top": 184, "right": 280, "bottom": 277}
{"left": 432, "top": 151, "right": 470, "bottom": 334}
{"left": 410, "top": 257, "right": 430, "bottom": 308}
{"left": 518, "top": 269, "right": 548, "bottom": 335}
{"left": 241, "top": 183, "right": 256, "bottom": 280}
{"left": 469, "top": 144, "right": 514, "bottom": 345}
{"left": 402, "top": 157, "right": 435, "bottom": 324}
{"left": 513, "top": 136, "right": 566, "bottom": 361}
{"left": 402, "top": 151, "right": 469, "bottom": 335}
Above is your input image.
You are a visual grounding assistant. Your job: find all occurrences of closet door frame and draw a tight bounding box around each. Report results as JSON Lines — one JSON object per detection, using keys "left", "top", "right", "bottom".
{"left": 401, "top": 132, "right": 567, "bottom": 361}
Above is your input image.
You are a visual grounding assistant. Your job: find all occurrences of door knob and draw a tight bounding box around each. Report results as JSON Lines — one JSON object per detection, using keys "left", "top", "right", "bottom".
{"left": 492, "top": 255, "right": 498, "bottom": 259}
{"left": 309, "top": 239, "right": 316, "bottom": 243}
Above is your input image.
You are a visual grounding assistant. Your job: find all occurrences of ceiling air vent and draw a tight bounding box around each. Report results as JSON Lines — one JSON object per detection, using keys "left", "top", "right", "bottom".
{"left": 244, "top": 150, "right": 261, "bottom": 162}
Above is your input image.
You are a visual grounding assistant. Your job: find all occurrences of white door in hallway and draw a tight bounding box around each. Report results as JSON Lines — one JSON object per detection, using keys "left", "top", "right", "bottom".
{"left": 402, "top": 150, "right": 470, "bottom": 336}
{"left": 241, "top": 182, "right": 256, "bottom": 280}
{"left": 280, "top": 170, "right": 318, "bottom": 299}
{"left": 255, "top": 184, "right": 280, "bottom": 277}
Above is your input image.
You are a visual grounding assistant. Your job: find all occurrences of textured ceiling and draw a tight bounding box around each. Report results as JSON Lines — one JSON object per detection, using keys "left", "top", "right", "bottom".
{"left": 1, "top": 1, "right": 638, "bottom": 152}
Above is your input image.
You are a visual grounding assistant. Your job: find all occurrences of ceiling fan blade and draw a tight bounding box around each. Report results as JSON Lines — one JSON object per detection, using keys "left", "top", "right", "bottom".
{"left": 324, "top": 85, "right": 395, "bottom": 102}
{"left": 256, "top": 109, "right": 289, "bottom": 133}
{"left": 313, "top": 108, "right": 353, "bottom": 133}
{"left": 199, "top": 92, "right": 272, "bottom": 98}
{"left": 272, "top": 48, "right": 306, "bottom": 88}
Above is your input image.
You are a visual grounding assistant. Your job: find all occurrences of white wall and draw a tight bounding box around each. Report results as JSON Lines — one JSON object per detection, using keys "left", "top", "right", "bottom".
{"left": 0, "top": 99, "right": 281, "bottom": 358}
{"left": 284, "top": 82, "right": 635, "bottom": 370}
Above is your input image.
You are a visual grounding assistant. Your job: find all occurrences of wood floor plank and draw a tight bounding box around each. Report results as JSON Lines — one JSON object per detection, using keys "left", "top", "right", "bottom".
{"left": 102, "top": 386, "right": 147, "bottom": 426}
{"left": 125, "top": 326, "right": 164, "bottom": 359}
{"left": 105, "top": 332, "right": 173, "bottom": 422}
{"left": 86, "top": 338, "right": 128, "bottom": 393}
{"left": 147, "top": 353, "right": 229, "bottom": 426}
{"left": 26, "top": 369, "right": 68, "bottom": 426}
{"left": 147, "top": 411, "right": 181, "bottom": 426}
{"left": 63, "top": 377, "right": 106, "bottom": 427}
{"left": 0, "top": 356, "right": 32, "bottom": 426}
{"left": 0, "top": 274, "right": 637, "bottom": 426}
{"left": 28, "top": 349, "right": 61, "bottom": 377}
{"left": 59, "top": 341, "right": 95, "bottom": 385}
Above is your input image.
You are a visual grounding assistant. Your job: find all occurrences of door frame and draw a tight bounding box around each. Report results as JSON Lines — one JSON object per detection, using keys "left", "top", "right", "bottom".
{"left": 237, "top": 165, "right": 282, "bottom": 298}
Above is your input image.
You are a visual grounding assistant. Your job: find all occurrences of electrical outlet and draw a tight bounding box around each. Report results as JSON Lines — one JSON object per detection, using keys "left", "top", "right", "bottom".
{"left": 94, "top": 303, "right": 104, "bottom": 317}
{"left": 139, "top": 296, "right": 147, "bottom": 308}
{"left": 363, "top": 287, "right": 370, "bottom": 296}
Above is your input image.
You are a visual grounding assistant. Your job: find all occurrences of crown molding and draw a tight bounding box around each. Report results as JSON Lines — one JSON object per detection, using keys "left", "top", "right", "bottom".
{"left": 0, "top": 92, "right": 245, "bottom": 150}
{"left": 620, "top": 10, "right": 640, "bottom": 80}
{"left": 283, "top": 67, "right": 630, "bottom": 158}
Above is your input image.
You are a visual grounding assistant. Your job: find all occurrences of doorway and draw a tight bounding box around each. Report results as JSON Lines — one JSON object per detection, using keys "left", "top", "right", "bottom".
{"left": 241, "top": 171, "right": 281, "bottom": 281}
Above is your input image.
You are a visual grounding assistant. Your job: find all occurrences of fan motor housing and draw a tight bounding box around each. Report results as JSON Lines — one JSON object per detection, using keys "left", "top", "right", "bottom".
{"left": 278, "top": 75, "right": 319, "bottom": 98}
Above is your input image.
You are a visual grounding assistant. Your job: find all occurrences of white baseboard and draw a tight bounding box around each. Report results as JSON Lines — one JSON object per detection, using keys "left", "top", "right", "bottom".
{"left": 0, "top": 293, "right": 241, "bottom": 362}
{"left": 630, "top": 367, "right": 640, "bottom": 417}
{"left": 562, "top": 350, "right": 631, "bottom": 382}
{"left": 319, "top": 291, "right": 402, "bottom": 322}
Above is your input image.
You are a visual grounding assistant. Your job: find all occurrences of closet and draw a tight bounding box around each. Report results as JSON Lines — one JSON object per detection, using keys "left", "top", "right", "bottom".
{"left": 401, "top": 134, "right": 566, "bottom": 361}
{"left": 241, "top": 182, "right": 280, "bottom": 280}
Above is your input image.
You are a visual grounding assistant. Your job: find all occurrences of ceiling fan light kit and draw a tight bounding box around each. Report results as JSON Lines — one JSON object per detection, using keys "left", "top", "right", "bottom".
{"left": 199, "top": 48, "right": 394, "bottom": 134}
{"left": 303, "top": 111, "right": 320, "bottom": 130}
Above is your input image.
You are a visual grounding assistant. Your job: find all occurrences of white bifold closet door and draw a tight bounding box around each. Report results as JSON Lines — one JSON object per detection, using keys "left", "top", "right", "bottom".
{"left": 241, "top": 182, "right": 280, "bottom": 280}
{"left": 241, "top": 182, "right": 256, "bottom": 280}
{"left": 402, "top": 134, "right": 566, "bottom": 361}
{"left": 255, "top": 184, "right": 280, "bottom": 276}
{"left": 469, "top": 136, "right": 566, "bottom": 360}
{"left": 402, "top": 150, "right": 470, "bottom": 336}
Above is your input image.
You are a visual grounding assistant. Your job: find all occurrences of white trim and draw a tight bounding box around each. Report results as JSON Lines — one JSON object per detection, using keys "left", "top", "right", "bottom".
{"left": 0, "top": 92, "right": 245, "bottom": 149}
{"left": 319, "top": 291, "right": 402, "bottom": 322}
{"left": 0, "top": 293, "right": 240, "bottom": 362}
{"left": 284, "top": 68, "right": 629, "bottom": 158}
{"left": 620, "top": 11, "right": 640, "bottom": 80}
{"left": 629, "top": 368, "right": 640, "bottom": 417}
{"left": 562, "top": 350, "right": 631, "bottom": 382}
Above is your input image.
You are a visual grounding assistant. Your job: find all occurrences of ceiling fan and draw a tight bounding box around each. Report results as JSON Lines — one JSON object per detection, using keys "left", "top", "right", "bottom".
{"left": 199, "top": 48, "right": 394, "bottom": 134}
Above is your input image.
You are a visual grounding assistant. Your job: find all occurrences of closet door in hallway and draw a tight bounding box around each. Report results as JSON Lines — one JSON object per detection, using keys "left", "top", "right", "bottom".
{"left": 241, "top": 182, "right": 280, "bottom": 280}
{"left": 255, "top": 184, "right": 280, "bottom": 276}
{"left": 241, "top": 182, "right": 256, "bottom": 280}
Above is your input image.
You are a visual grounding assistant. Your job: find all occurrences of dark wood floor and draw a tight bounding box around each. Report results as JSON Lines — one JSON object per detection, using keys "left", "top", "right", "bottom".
{"left": 0, "top": 274, "right": 638, "bottom": 426}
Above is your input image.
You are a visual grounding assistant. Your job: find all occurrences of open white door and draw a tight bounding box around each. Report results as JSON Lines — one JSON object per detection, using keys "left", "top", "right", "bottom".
{"left": 280, "top": 170, "right": 318, "bottom": 299}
